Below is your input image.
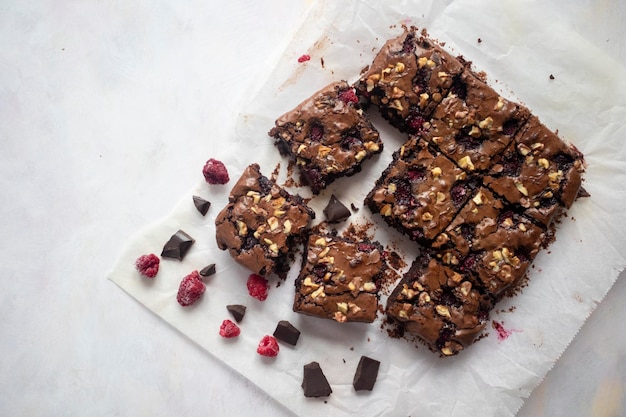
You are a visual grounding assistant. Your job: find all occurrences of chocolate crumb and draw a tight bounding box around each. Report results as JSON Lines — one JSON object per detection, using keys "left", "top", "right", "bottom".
{"left": 226, "top": 304, "right": 246, "bottom": 322}
{"left": 199, "top": 263, "right": 216, "bottom": 277}
{"left": 549, "top": 74, "right": 555, "bottom": 80}
{"left": 192, "top": 195, "right": 211, "bottom": 216}
{"left": 477, "top": 38, "right": 482, "bottom": 43}
{"left": 350, "top": 203, "right": 359, "bottom": 212}
{"left": 320, "top": 57, "right": 325, "bottom": 68}
{"left": 161, "top": 230, "right": 195, "bottom": 260}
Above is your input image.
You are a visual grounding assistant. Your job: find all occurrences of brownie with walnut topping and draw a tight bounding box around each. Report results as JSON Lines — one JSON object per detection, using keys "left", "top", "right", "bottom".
{"left": 268, "top": 81, "right": 382, "bottom": 195}
{"left": 293, "top": 232, "right": 386, "bottom": 323}
{"left": 215, "top": 164, "right": 314, "bottom": 277}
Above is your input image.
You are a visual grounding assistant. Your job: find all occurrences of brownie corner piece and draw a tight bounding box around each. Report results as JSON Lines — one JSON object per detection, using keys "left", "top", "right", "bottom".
{"left": 215, "top": 163, "right": 314, "bottom": 277}
{"left": 268, "top": 80, "right": 382, "bottom": 194}
{"left": 293, "top": 232, "right": 386, "bottom": 323}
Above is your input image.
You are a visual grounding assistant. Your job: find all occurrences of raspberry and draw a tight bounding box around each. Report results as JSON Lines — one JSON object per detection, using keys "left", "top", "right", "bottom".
{"left": 257, "top": 335, "right": 279, "bottom": 357}
{"left": 135, "top": 254, "right": 160, "bottom": 278}
{"left": 219, "top": 319, "right": 240, "bottom": 338}
{"left": 297, "top": 54, "right": 311, "bottom": 63}
{"left": 338, "top": 88, "right": 359, "bottom": 104}
{"left": 247, "top": 273, "right": 269, "bottom": 301}
{"left": 202, "top": 158, "right": 229, "bottom": 184}
{"left": 176, "top": 270, "right": 206, "bottom": 306}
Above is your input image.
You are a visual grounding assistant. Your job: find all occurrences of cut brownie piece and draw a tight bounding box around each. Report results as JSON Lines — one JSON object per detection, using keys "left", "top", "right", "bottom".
{"left": 355, "top": 27, "right": 464, "bottom": 133}
{"left": 268, "top": 81, "right": 382, "bottom": 194}
{"left": 483, "top": 115, "right": 584, "bottom": 226}
{"left": 293, "top": 232, "right": 386, "bottom": 323}
{"left": 365, "top": 136, "right": 477, "bottom": 245}
{"left": 386, "top": 254, "right": 492, "bottom": 356}
{"left": 215, "top": 164, "right": 314, "bottom": 277}
{"left": 431, "top": 187, "right": 546, "bottom": 297}
{"left": 427, "top": 69, "right": 530, "bottom": 172}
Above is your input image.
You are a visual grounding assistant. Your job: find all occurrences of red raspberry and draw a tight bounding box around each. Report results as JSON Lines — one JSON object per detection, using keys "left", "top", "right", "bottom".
{"left": 219, "top": 319, "right": 241, "bottom": 338}
{"left": 257, "top": 335, "right": 279, "bottom": 357}
{"left": 297, "top": 54, "right": 311, "bottom": 63}
{"left": 247, "top": 273, "right": 269, "bottom": 301}
{"left": 202, "top": 158, "right": 229, "bottom": 184}
{"left": 135, "top": 254, "right": 160, "bottom": 278}
{"left": 338, "top": 88, "right": 359, "bottom": 104}
{"left": 177, "top": 270, "right": 206, "bottom": 306}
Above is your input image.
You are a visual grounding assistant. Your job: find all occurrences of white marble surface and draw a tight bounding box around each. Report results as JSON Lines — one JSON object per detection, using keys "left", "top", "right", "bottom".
{"left": 0, "top": 1, "right": 624, "bottom": 416}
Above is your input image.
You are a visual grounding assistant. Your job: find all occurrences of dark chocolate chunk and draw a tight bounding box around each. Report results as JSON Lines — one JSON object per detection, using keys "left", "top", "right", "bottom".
{"left": 302, "top": 362, "right": 332, "bottom": 397}
{"left": 273, "top": 320, "right": 301, "bottom": 346}
{"left": 352, "top": 356, "right": 380, "bottom": 391}
{"left": 161, "top": 230, "right": 195, "bottom": 260}
{"left": 199, "top": 263, "right": 216, "bottom": 277}
{"left": 226, "top": 304, "right": 246, "bottom": 323}
{"left": 192, "top": 195, "right": 211, "bottom": 216}
{"left": 323, "top": 194, "right": 351, "bottom": 224}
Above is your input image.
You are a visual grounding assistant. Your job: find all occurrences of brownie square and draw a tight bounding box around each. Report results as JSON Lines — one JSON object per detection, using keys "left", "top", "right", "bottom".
{"left": 293, "top": 232, "right": 386, "bottom": 323}
{"left": 426, "top": 69, "right": 530, "bottom": 172}
{"left": 365, "top": 137, "right": 477, "bottom": 245}
{"left": 483, "top": 115, "right": 584, "bottom": 226}
{"left": 355, "top": 27, "right": 464, "bottom": 134}
{"left": 431, "top": 187, "right": 546, "bottom": 297}
{"left": 268, "top": 81, "right": 382, "bottom": 194}
{"left": 386, "top": 254, "right": 492, "bottom": 356}
{"left": 215, "top": 164, "right": 314, "bottom": 277}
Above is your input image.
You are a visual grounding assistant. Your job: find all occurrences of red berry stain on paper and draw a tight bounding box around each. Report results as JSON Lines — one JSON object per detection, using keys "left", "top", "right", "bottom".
{"left": 492, "top": 320, "right": 520, "bottom": 341}
{"left": 297, "top": 54, "right": 311, "bottom": 63}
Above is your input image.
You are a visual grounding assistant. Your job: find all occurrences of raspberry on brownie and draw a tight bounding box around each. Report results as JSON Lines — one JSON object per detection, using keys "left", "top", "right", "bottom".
{"left": 355, "top": 27, "right": 465, "bottom": 134}
{"left": 293, "top": 232, "right": 386, "bottom": 323}
{"left": 483, "top": 115, "right": 584, "bottom": 226}
{"left": 386, "top": 254, "right": 492, "bottom": 356}
{"left": 215, "top": 164, "right": 314, "bottom": 277}
{"left": 365, "top": 137, "right": 477, "bottom": 245}
{"left": 268, "top": 81, "right": 382, "bottom": 195}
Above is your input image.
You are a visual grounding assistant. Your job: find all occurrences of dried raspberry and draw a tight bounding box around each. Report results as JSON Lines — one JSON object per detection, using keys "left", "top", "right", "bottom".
{"left": 135, "top": 254, "right": 160, "bottom": 278}
{"left": 297, "top": 54, "right": 311, "bottom": 63}
{"left": 338, "top": 88, "right": 359, "bottom": 104}
{"left": 257, "top": 335, "right": 279, "bottom": 357}
{"left": 177, "top": 270, "right": 206, "bottom": 306}
{"left": 219, "top": 319, "right": 241, "bottom": 338}
{"left": 247, "top": 273, "right": 269, "bottom": 301}
{"left": 202, "top": 158, "right": 229, "bottom": 184}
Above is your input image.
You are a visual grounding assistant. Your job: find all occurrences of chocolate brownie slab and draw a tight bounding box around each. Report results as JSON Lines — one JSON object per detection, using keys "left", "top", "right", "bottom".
{"left": 355, "top": 27, "right": 464, "bottom": 134}
{"left": 386, "top": 254, "right": 492, "bottom": 356}
{"left": 293, "top": 232, "right": 385, "bottom": 323}
{"left": 483, "top": 115, "right": 584, "bottom": 226}
{"left": 268, "top": 81, "right": 382, "bottom": 194}
{"left": 365, "top": 136, "right": 477, "bottom": 245}
{"left": 215, "top": 164, "right": 314, "bottom": 277}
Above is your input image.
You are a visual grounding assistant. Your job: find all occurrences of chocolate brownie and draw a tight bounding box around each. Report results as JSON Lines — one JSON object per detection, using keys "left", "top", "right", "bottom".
{"left": 483, "top": 115, "right": 584, "bottom": 226}
{"left": 215, "top": 164, "right": 314, "bottom": 277}
{"left": 365, "top": 136, "right": 477, "bottom": 245}
{"left": 268, "top": 81, "right": 382, "bottom": 194}
{"left": 355, "top": 27, "right": 464, "bottom": 133}
{"left": 426, "top": 69, "right": 530, "bottom": 172}
{"left": 293, "top": 232, "right": 386, "bottom": 323}
{"left": 431, "top": 187, "right": 546, "bottom": 297}
{"left": 386, "top": 254, "right": 492, "bottom": 356}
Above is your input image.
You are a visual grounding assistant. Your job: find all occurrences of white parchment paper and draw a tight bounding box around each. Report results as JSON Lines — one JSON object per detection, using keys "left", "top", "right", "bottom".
{"left": 109, "top": 1, "right": 626, "bottom": 416}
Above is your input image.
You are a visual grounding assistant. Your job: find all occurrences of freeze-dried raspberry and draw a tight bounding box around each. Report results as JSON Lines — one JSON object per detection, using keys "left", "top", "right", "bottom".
{"left": 177, "top": 270, "right": 205, "bottom": 306}
{"left": 297, "top": 54, "right": 311, "bottom": 63}
{"left": 338, "top": 88, "right": 359, "bottom": 104}
{"left": 202, "top": 158, "right": 229, "bottom": 184}
{"left": 247, "top": 273, "right": 269, "bottom": 301}
{"left": 135, "top": 254, "right": 160, "bottom": 278}
{"left": 219, "top": 319, "right": 241, "bottom": 338}
{"left": 257, "top": 335, "right": 279, "bottom": 357}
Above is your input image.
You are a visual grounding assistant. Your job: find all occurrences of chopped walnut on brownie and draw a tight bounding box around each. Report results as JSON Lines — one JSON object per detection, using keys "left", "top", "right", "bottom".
{"left": 268, "top": 81, "right": 382, "bottom": 194}
{"left": 483, "top": 115, "right": 584, "bottom": 226}
{"left": 386, "top": 254, "right": 492, "bottom": 356}
{"left": 293, "top": 232, "right": 386, "bottom": 323}
{"left": 365, "top": 136, "right": 477, "bottom": 245}
{"left": 215, "top": 164, "right": 314, "bottom": 277}
{"left": 431, "top": 187, "right": 546, "bottom": 298}
{"left": 355, "top": 27, "right": 464, "bottom": 134}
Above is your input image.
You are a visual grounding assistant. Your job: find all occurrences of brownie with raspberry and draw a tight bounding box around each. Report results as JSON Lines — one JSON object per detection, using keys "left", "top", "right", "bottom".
{"left": 365, "top": 136, "right": 477, "bottom": 245}
{"left": 431, "top": 187, "right": 547, "bottom": 298}
{"left": 386, "top": 254, "right": 492, "bottom": 357}
{"left": 355, "top": 27, "right": 465, "bottom": 134}
{"left": 293, "top": 232, "right": 386, "bottom": 323}
{"left": 215, "top": 164, "right": 314, "bottom": 277}
{"left": 483, "top": 115, "right": 584, "bottom": 226}
{"left": 268, "top": 81, "right": 382, "bottom": 195}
